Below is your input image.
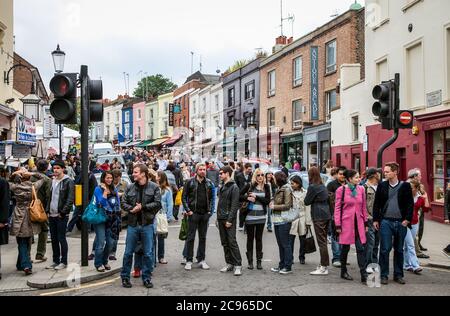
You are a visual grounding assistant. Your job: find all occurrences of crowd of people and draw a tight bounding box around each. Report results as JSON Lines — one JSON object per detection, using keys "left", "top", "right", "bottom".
{"left": 0, "top": 147, "right": 449, "bottom": 289}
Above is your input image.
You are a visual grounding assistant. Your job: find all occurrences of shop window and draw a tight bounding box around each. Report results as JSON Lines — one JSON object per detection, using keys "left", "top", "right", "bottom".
{"left": 432, "top": 129, "right": 450, "bottom": 203}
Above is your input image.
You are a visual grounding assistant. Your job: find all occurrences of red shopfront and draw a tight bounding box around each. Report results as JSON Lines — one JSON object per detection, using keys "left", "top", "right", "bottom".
{"left": 366, "top": 109, "right": 450, "bottom": 222}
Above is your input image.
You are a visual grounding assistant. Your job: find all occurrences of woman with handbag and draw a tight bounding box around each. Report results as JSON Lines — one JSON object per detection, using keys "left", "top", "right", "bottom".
{"left": 9, "top": 169, "right": 44, "bottom": 275}
{"left": 270, "top": 172, "right": 294, "bottom": 275}
{"left": 93, "top": 171, "right": 121, "bottom": 272}
{"left": 305, "top": 167, "right": 332, "bottom": 276}
{"left": 289, "top": 176, "right": 313, "bottom": 265}
{"left": 334, "top": 169, "right": 368, "bottom": 282}
{"left": 155, "top": 171, "right": 173, "bottom": 265}
{"left": 240, "top": 168, "right": 271, "bottom": 270}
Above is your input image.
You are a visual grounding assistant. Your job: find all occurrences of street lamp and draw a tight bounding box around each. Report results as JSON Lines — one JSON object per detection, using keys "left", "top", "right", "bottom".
{"left": 52, "top": 44, "right": 66, "bottom": 74}
{"left": 52, "top": 44, "right": 66, "bottom": 157}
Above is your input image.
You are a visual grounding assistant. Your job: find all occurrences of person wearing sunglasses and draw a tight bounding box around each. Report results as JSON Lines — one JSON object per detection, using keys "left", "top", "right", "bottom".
{"left": 239, "top": 169, "right": 271, "bottom": 270}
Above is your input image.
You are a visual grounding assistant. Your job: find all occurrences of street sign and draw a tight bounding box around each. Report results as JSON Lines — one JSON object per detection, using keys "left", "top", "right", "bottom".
{"left": 396, "top": 110, "right": 414, "bottom": 129}
{"left": 363, "top": 134, "right": 368, "bottom": 152}
{"left": 43, "top": 105, "right": 59, "bottom": 138}
{"left": 169, "top": 103, "right": 174, "bottom": 127}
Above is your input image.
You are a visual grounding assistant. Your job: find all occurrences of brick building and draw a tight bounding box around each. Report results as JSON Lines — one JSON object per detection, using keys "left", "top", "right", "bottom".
{"left": 259, "top": 7, "right": 365, "bottom": 168}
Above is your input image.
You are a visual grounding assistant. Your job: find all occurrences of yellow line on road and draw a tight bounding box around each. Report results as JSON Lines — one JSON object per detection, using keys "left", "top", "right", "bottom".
{"left": 40, "top": 277, "right": 120, "bottom": 296}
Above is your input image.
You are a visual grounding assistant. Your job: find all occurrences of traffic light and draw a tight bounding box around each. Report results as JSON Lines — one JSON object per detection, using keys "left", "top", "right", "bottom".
{"left": 372, "top": 81, "right": 395, "bottom": 130}
{"left": 88, "top": 79, "right": 103, "bottom": 122}
{"left": 49, "top": 73, "right": 78, "bottom": 124}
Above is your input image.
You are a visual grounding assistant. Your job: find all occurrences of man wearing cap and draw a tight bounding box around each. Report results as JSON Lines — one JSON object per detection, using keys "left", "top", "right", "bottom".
{"left": 364, "top": 168, "right": 381, "bottom": 271}
{"left": 46, "top": 161, "right": 75, "bottom": 271}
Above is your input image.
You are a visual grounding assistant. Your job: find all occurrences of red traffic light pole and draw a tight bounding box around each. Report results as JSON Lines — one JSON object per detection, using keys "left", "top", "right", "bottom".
{"left": 376, "top": 73, "right": 400, "bottom": 168}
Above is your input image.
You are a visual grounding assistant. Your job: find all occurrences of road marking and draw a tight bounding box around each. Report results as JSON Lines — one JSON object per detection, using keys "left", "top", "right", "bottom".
{"left": 40, "top": 277, "right": 120, "bottom": 296}
{"left": 423, "top": 267, "right": 450, "bottom": 273}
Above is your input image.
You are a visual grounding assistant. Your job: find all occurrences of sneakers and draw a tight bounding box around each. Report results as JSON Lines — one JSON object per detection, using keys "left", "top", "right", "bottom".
{"left": 220, "top": 264, "right": 234, "bottom": 273}
{"left": 279, "top": 268, "right": 292, "bottom": 275}
{"left": 122, "top": 278, "right": 132, "bottom": 288}
{"left": 109, "top": 255, "right": 117, "bottom": 261}
{"left": 332, "top": 261, "right": 341, "bottom": 268}
{"left": 199, "top": 261, "right": 210, "bottom": 270}
{"left": 88, "top": 254, "right": 95, "bottom": 261}
{"left": 158, "top": 259, "right": 168, "bottom": 265}
{"left": 270, "top": 267, "right": 280, "bottom": 273}
{"left": 46, "top": 263, "right": 58, "bottom": 270}
{"left": 132, "top": 269, "right": 141, "bottom": 278}
{"left": 394, "top": 278, "right": 406, "bottom": 285}
{"left": 238, "top": 227, "right": 244, "bottom": 232}
{"left": 234, "top": 266, "right": 242, "bottom": 276}
{"left": 104, "top": 264, "right": 111, "bottom": 271}
{"left": 181, "top": 258, "right": 187, "bottom": 265}
{"left": 35, "top": 255, "right": 47, "bottom": 263}
{"left": 96, "top": 266, "right": 106, "bottom": 273}
{"left": 54, "top": 263, "right": 67, "bottom": 271}
{"left": 143, "top": 279, "right": 154, "bottom": 289}
{"left": 417, "top": 253, "right": 430, "bottom": 259}
{"left": 310, "top": 266, "right": 329, "bottom": 275}
{"left": 185, "top": 262, "right": 193, "bottom": 271}
{"left": 413, "top": 267, "right": 423, "bottom": 275}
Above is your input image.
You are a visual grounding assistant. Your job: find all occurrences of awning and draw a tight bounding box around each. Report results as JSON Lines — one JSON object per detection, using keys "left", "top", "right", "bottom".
{"left": 149, "top": 137, "right": 170, "bottom": 147}
{"left": 136, "top": 140, "right": 154, "bottom": 148}
{"left": 162, "top": 134, "right": 183, "bottom": 147}
{"left": 126, "top": 141, "right": 142, "bottom": 147}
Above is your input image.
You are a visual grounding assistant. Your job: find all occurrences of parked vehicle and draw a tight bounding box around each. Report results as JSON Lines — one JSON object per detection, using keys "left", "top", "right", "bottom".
{"left": 93, "top": 143, "right": 114, "bottom": 156}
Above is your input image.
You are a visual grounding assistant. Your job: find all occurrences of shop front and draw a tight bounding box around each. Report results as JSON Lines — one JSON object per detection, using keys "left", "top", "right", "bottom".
{"left": 303, "top": 123, "right": 331, "bottom": 170}
{"left": 282, "top": 133, "right": 303, "bottom": 166}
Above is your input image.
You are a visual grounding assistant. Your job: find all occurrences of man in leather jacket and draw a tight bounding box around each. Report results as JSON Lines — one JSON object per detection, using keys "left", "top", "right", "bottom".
{"left": 182, "top": 163, "right": 216, "bottom": 271}
{"left": 121, "top": 164, "right": 161, "bottom": 289}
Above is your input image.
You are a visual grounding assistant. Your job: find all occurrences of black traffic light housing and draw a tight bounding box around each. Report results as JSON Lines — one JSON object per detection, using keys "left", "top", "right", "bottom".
{"left": 88, "top": 79, "right": 103, "bottom": 123}
{"left": 372, "top": 81, "right": 395, "bottom": 130}
{"left": 49, "top": 73, "right": 78, "bottom": 124}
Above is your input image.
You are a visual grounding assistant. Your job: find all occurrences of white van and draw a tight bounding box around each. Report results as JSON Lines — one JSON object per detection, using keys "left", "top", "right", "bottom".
{"left": 93, "top": 143, "right": 114, "bottom": 156}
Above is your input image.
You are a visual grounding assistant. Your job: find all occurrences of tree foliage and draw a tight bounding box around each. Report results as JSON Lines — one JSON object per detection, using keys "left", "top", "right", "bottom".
{"left": 133, "top": 74, "right": 178, "bottom": 99}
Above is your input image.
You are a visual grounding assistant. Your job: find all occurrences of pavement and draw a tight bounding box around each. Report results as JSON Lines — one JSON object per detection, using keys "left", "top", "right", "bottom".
{"left": 0, "top": 218, "right": 449, "bottom": 295}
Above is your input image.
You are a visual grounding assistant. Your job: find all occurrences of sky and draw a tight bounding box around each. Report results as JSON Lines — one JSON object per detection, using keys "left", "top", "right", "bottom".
{"left": 14, "top": 0, "right": 360, "bottom": 100}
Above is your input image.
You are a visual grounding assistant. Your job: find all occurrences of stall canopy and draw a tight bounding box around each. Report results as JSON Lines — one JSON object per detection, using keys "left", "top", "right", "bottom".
{"left": 162, "top": 134, "right": 183, "bottom": 147}
{"left": 136, "top": 140, "right": 153, "bottom": 148}
{"left": 149, "top": 137, "right": 170, "bottom": 147}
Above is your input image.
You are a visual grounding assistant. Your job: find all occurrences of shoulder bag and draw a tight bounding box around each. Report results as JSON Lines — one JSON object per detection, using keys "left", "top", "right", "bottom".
{"left": 82, "top": 196, "right": 107, "bottom": 225}
{"left": 29, "top": 184, "right": 48, "bottom": 223}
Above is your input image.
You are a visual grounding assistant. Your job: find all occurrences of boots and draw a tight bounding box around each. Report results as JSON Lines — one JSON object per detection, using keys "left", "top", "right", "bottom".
{"left": 246, "top": 252, "right": 254, "bottom": 270}
{"left": 256, "top": 252, "right": 263, "bottom": 270}
{"left": 340, "top": 249, "right": 353, "bottom": 281}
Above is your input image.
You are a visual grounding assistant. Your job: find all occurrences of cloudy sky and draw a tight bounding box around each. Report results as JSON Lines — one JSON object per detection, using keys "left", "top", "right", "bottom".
{"left": 14, "top": 0, "right": 359, "bottom": 99}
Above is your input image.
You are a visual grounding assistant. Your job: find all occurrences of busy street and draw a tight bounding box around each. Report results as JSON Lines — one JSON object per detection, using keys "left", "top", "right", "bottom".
{"left": 1, "top": 0, "right": 450, "bottom": 299}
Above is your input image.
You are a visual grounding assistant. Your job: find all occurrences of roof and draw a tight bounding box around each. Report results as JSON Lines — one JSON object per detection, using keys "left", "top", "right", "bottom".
{"left": 184, "top": 71, "right": 220, "bottom": 85}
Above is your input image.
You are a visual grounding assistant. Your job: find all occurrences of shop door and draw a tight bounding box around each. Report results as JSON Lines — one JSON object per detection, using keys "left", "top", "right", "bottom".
{"left": 396, "top": 148, "right": 407, "bottom": 181}
{"left": 352, "top": 153, "right": 361, "bottom": 174}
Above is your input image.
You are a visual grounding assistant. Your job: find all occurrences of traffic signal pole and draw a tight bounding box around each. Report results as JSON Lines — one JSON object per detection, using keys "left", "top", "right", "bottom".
{"left": 80, "top": 65, "right": 89, "bottom": 267}
{"left": 376, "top": 73, "right": 400, "bottom": 168}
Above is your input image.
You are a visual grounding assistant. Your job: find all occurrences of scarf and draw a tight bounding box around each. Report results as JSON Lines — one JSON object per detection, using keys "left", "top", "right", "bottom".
{"left": 348, "top": 183, "right": 358, "bottom": 198}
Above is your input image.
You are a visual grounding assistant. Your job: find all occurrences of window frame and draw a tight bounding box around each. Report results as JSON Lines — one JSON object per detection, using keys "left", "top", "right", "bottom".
{"left": 325, "top": 40, "right": 337, "bottom": 74}
{"left": 268, "top": 70, "right": 276, "bottom": 97}
{"left": 245, "top": 80, "right": 255, "bottom": 100}
{"left": 293, "top": 56, "right": 303, "bottom": 87}
{"left": 228, "top": 87, "right": 235, "bottom": 107}
{"left": 292, "top": 100, "right": 302, "bottom": 130}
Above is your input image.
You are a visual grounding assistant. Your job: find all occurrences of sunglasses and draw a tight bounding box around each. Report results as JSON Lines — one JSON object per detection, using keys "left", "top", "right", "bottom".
{"left": 256, "top": 174, "right": 264, "bottom": 177}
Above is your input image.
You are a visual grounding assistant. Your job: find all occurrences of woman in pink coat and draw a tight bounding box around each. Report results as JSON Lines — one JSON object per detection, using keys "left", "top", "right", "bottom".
{"left": 334, "top": 169, "right": 368, "bottom": 283}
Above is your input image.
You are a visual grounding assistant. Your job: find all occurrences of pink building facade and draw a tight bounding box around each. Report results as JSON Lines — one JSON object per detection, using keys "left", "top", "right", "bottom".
{"left": 132, "top": 101, "right": 146, "bottom": 141}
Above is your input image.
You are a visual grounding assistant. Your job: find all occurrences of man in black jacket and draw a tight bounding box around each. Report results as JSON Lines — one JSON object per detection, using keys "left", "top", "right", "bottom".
{"left": 182, "top": 163, "right": 216, "bottom": 271}
{"left": 46, "top": 161, "right": 75, "bottom": 271}
{"left": 0, "top": 173, "right": 10, "bottom": 280}
{"left": 235, "top": 163, "right": 253, "bottom": 230}
{"left": 373, "top": 162, "right": 414, "bottom": 285}
{"left": 217, "top": 166, "right": 242, "bottom": 276}
{"left": 121, "top": 164, "right": 161, "bottom": 289}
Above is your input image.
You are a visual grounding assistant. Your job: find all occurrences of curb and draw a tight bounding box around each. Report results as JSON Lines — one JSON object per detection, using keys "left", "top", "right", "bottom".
{"left": 26, "top": 267, "right": 122, "bottom": 290}
{"left": 425, "top": 262, "right": 450, "bottom": 270}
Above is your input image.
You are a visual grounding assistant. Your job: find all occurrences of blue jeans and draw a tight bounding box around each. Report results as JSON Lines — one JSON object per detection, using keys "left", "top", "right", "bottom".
{"left": 16, "top": 237, "right": 32, "bottom": 270}
{"left": 156, "top": 235, "right": 165, "bottom": 260}
{"left": 94, "top": 223, "right": 114, "bottom": 268}
{"left": 49, "top": 217, "right": 69, "bottom": 265}
{"left": 404, "top": 224, "right": 420, "bottom": 270}
{"left": 365, "top": 219, "right": 379, "bottom": 266}
{"left": 274, "top": 223, "right": 293, "bottom": 270}
{"left": 267, "top": 208, "right": 273, "bottom": 230}
{"left": 379, "top": 219, "right": 407, "bottom": 279}
{"left": 121, "top": 224, "right": 154, "bottom": 281}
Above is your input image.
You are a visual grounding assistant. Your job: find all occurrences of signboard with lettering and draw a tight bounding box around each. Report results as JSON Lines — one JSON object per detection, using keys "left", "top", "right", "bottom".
{"left": 310, "top": 46, "right": 319, "bottom": 121}
{"left": 169, "top": 103, "right": 174, "bottom": 127}
{"left": 16, "top": 114, "right": 36, "bottom": 145}
{"left": 12, "top": 144, "right": 32, "bottom": 158}
{"left": 426, "top": 90, "right": 442, "bottom": 108}
{"left": 43, "top": 105, "right": 59, "bottom": 139}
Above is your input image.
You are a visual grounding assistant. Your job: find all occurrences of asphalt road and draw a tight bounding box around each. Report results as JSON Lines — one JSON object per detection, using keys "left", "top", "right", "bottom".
{"left": 6, "top": 218, "right": 450, "bottom": 297}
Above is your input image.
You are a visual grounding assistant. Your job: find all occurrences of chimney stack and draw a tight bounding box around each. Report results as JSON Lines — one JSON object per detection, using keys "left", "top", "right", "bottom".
{"left": 273, "top": 35, "right": 288, "bottom": 54}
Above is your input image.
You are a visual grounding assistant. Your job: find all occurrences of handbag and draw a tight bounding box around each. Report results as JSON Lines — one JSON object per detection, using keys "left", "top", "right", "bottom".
{"left": 156, "top": 211, "right": 169, "bottom": 237}
{"left": 178, "top": 216, "right": 188, "bottom": 241}
{"left": 82, "top": 196, "right": 107, "bottom": 225}
{"left": 304, "top": 227, "right": 317, "bottom": 254}
{"left": 175, "top": 188, "right": 183, "bottom": 206}
{"left": 29, "top": 184, "right": 48, "bottom": 223}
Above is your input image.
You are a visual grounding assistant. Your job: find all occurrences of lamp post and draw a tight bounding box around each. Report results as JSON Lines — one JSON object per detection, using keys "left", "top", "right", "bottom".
{"left": 52, "top": 45, "right": 66, "bottom": 158}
